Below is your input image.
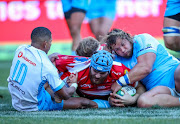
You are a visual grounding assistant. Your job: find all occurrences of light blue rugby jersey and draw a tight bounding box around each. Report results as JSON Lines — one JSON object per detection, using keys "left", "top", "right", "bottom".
{"left": 115, "top": 34, "right": 180, "bottom": 90}
{"left": 7, "top": 45, "right": 65, "bottom": 111}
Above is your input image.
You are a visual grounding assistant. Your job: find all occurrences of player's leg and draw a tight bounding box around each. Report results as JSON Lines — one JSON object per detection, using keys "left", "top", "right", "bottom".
{"left": 87, "top": 0, "right": 116, "bottom": 42}
{"left": 63, "top": 97, "right": 98, "bottom": 109}
{"left": 162, "top": 0, "right": 180, "bottom": 51}
{"left": 89, "top": 17, "right": 114, "bottom": 41}
{"left": 65, "top": 10, "right": 86, "bottom": 53}
{"left": 174, "top": 64, "right": 180, "bottom": 92}
{"left": 163, "top": 16, "right": 180, "bottom": 51}
{"left": 43, "top": 84, "right": 97, "bottom": 110}
{"left": 61, "top": 0, "right": 88, "bottom": 54}
{"left": 63, "top": 98, "right": 111, "bottom": 109}
{"left": 137, "top": 86, "right": 180, "bottom": 108}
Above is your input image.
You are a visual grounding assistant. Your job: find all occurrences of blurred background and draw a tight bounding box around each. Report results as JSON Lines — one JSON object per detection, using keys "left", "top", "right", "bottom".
{"left": 0, "top": 0, "right": 179, "bottom": 61}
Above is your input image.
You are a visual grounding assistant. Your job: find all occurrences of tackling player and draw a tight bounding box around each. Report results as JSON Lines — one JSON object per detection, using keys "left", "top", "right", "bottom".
{"left": 106, "top": 28, "right": 180, "bottom": 107}
{"left": 54, "top": 50, "right": 145, "bottom": 107}
{"left": 7, "top": 27, "right": 81, "bottom": 111}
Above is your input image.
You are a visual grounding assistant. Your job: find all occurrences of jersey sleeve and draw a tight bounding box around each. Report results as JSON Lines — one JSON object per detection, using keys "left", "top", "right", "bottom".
{"left": 111, "top": 61, "right": 139, "bottom": 88}
{"left": 110, "top": 61, "right": 131, "bottom": 79}
{"left": 46, "top": 71, "right": 65, "bottom": 92}
{"left": 134, "top": 34, "right": 158, "bottom": 57}
{"left": 43, "top": 57, "right": 65, "bottom": 92}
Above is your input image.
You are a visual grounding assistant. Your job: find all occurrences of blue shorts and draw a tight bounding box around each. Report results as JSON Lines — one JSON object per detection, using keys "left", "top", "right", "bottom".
{"left": 40, "top": 91, "right": 63, "bottom": 111}
{"left": 92, "top": 99, "right": 111, "bottom": 108}
{"left": 164, "top": 0, "right": 180, "bottom": 17}
{"left": 61, "top": 0, "right": 89, "bottom": 13}
{"left": 148, "top": 64, "right": 179, "bottom": 91}
{"left": 86, "top": 0, "right": 116, "bottom": 20}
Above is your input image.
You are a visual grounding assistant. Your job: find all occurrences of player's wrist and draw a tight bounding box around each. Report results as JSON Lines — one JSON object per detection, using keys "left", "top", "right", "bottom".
{"left": 70, "top": 83, "right": 78, "bottom": 90}
{"left": 116, "top": 74, "right": 130, "bottom": 86}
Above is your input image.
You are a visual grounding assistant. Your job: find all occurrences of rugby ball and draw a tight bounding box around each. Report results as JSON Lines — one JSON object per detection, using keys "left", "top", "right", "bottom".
{"left": 116, "top": 86, "right": 136, "bottom": 96}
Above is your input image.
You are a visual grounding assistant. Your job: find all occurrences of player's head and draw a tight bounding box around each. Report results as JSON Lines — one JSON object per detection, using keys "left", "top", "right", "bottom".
{"left": 76, "top": 37, "right": 100, "bottom": 57}
{"left": 89, "top": 50, "right": 113, "bottom": 84}
{"left": 31, "top": 27, "right": 52, "bottom": 54}
{"left": 106, "top": 28, "right": 133, "bottom": 58}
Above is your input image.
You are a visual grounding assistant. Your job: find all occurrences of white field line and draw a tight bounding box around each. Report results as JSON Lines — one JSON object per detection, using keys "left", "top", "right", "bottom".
{"left": 0, "top": 86, "right": 8, "bottom": 90}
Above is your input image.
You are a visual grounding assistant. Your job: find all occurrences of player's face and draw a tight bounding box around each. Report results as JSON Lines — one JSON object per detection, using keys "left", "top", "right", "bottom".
{"left": 45, "top": 37, "right": 52, "bottom": 54}
{"left": 111, "top": 38, "right": 133, "bottom": 58}
{"left": 90, "top": 67, "right": 109, "bottom": 85}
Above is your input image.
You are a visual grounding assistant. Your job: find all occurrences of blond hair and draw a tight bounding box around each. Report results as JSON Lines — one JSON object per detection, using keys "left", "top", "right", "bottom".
{"left": 76, "top": 37, "right": 100, "bottom": 57}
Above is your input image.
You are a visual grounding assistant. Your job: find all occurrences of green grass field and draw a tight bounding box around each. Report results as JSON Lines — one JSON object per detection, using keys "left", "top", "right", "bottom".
{"left": 1, "top": 61, "right": 180, "bottom": 124}
{"left": 0, "top": 40, "right": 180, "bottom": 124}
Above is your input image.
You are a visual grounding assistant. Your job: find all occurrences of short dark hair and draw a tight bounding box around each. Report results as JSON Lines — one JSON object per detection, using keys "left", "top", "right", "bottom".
{"left": 106, "top": 28, "right": 133, "bottom": 51}
{"left": 31, "top": 27, "right": 51, "bottom": 43}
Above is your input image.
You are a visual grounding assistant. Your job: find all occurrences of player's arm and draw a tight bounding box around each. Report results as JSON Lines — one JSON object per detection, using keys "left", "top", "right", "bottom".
{"left": 112, "top": 52, "right": 156, "bottom": 94}
{"left": 54, "top": 73, "right": 78, "bottom": 100}
{"left": 128, "top": 52, "right": 156, "bottom": 84}
{"left": 55, "top": 85, "right": 77, "bottom": 100}
{"left": 48, "top": 52, "right": 61, "bottom": 65}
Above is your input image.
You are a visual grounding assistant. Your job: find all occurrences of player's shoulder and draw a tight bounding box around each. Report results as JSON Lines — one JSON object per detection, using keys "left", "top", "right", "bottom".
{"left": 37, "top": 53, "right": 57, "bottom": 73}
{"left": 135, "top": 33, "right": 157, "bottom": 42}
{"left": 16, "top": 44, "right": 29, "bottom": 51}
{"left": 112, "top": 61, "right": 129, "bottom": 70}
{"left": 110, "top": 61, "right": 130, "bottom": 77}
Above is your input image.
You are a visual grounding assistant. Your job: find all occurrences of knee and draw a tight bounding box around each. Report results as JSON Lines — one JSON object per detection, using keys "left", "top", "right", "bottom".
{"left": 94, "top": 30, "right": 107, "bottom": 41}
{"left": 137, "top": 95, "right": 152, "bottom": 108}
{"left": 69, "top": 26, "right": 81, "bottom": 36}
{"left": 164, "top": 37, "right": 176, "bottom": 49}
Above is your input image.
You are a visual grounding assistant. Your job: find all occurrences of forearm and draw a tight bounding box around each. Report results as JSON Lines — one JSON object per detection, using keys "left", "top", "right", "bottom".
{"left": 44, "top": 83, "right": 55, "bottom": 98}
{"left": 117, "top": 63, "right": 152, "bottom": 87}
{"left": 56, "top": 84, "right": 77, "bottom": 100}
{"left": 128, "top": 63, "right": 151, "bottom": 84}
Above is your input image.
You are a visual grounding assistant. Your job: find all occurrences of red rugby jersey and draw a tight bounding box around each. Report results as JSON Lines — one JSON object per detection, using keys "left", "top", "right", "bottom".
{"left": 55, "top": 55, "right": 137, "bottom": 100}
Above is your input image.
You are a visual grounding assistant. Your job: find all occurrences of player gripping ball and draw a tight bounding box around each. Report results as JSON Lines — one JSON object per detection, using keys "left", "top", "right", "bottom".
{"left": 116, "top": 86, "right": 136, "bottom": 96}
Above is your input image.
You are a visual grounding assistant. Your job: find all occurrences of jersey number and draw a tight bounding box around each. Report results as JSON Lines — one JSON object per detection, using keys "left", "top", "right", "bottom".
{"left": 12, "top": 60, "right": 28, "bottom": 85}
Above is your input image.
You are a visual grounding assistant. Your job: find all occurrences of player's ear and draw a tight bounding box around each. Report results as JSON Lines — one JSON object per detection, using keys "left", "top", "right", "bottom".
{"left": 43, "top": 41, "right": 48, "bottom": 49}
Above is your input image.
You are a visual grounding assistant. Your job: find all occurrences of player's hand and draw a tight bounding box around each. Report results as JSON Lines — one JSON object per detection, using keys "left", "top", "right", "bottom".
{"left": 111, "top": 82, "right": 122, "bottom": 96}
{"left": 48, "top": 53, "right": 60, "bottom": 64}
{"left": 68, "top": 72, "right": 78, "bottom": 85}
{"left": 108, "top": 94, "right": 125, "bottom": 107}
{"left": 115, "top": 89, "right": 136, "bottom": 106}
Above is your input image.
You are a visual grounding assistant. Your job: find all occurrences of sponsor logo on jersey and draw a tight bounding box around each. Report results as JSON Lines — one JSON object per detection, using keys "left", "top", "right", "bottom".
{"left": 124, "top": 69, "right": 129, "bottom": 74}
{"left": 112, "top": 71, "right": 121, "bottom": 76}
{"left": 138, "top": 44, "right": 153, "bottom": 52}
{"left": 80, "top": 84, "right": 91, "bottom": 88}
{"left": 9, "top": 80, "right": 25, "bottom": 95}
{"left": 18, "top": 52, "right": 36, "bottom": 66}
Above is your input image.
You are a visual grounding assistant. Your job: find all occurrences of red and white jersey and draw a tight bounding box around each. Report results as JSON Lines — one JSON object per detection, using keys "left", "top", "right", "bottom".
{"left": 97, "top": 44, "right": 106, "bottom": 50}
{"left": 55, "top": 55, "right": 137, "bottom": 100}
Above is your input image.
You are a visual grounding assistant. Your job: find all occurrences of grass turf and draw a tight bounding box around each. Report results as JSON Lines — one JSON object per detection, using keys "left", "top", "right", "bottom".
{"left": 1, "top": 61, "right": 180, "bottom": 124}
